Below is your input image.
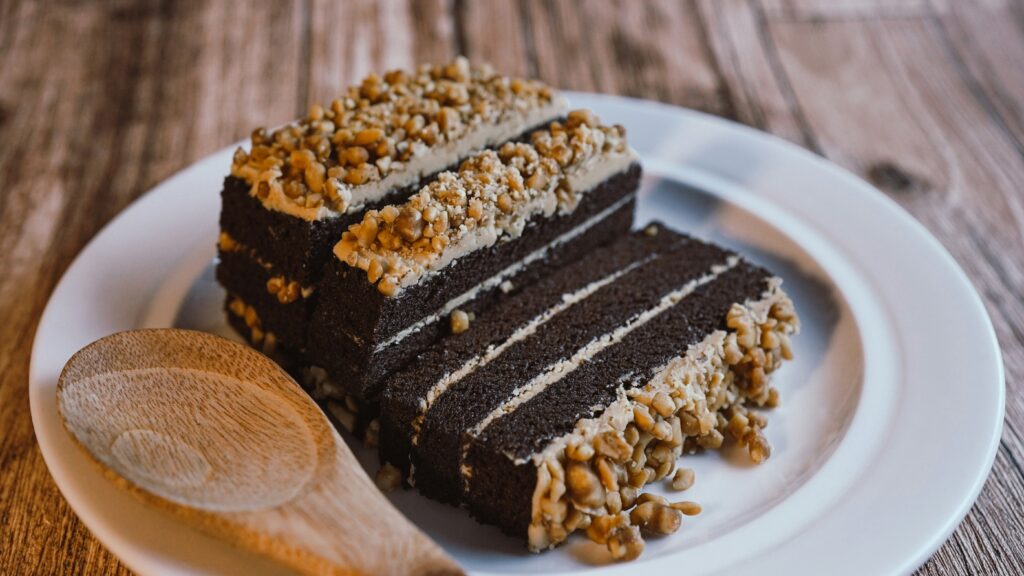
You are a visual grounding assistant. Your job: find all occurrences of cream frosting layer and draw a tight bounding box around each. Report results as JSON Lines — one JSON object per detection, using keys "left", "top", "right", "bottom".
{"left": 518, "top": 281, "right": 798, "bottom": 551}
{"left": 408, "top": 252, "right": 658, "bottom": 448}
{"left": 374, "top": 192, "right": 636, "bottom": 353}
{"left": 333, "top": 112, "right": 636, "bottom": 297}
{"left": 254, "top": 99, "right": 567, "bottom": 221}
{"left": 457, "top": 257, "right": 740, "bottom": 488}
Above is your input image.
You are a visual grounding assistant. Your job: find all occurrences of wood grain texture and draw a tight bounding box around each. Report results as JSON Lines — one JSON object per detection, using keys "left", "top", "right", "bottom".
{"left": 57, "top": 330, "right": 460, "bottom": 576}
{"left": 1, "top": 0, "right": 1021, "bottom": 573}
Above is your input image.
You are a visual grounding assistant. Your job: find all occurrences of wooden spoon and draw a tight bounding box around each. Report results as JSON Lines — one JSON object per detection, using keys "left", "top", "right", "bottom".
{"left": 57, "top": 328, "right": 462, "bottom": 576}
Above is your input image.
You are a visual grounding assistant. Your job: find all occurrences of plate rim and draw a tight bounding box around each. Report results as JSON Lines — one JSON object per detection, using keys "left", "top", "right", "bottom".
{"left": 29, "top": 92, "right": 1005, "bottom": 576}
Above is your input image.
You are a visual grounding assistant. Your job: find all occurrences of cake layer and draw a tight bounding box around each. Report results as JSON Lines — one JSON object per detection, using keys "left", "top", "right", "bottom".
{"left": 218, "top": 59, "right": 565, "bottom": 355}
{"left": 219, "top": 114, "right": 564, "bottom": 354}
{"left": 307, "top": 112, "right": 640, "bottom": 402}
{"left": 378, "top": 225, "right": 800, "bottom": 554}
{"left": 230, "top": 58, "right": 565, "bottom": 222}
{"left": 222, "top": 293, "right": 302, "bottom": 374}
{"left": 219, "top": 120, "right": 565, "bottom": 355}
{"left": 308, "top": 165, "right": 639, "bottom": 402}
{"left": 463, "top": 266, "right": 768, "bottom": 535}
{"left": 378, "top": 227, "right": 668, "bottom": 478}
{"left": 219, "top": 175, "right": 355, "bottom": 286}
{"left": 217, "top": 245, "right": 315, "bottom": 350}
{"left": 399, "top": 229, "right": 740, "bottom": 502}
{"left": 220, "top": 117, "right": 560, "bottom": 287}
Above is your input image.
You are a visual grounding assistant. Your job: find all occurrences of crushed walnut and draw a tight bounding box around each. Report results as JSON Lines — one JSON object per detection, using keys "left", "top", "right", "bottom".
{"left": 526, "top": 287, "right": 800, "bottom": 560}
{"left": 450, "top": 309, "right": 471, "bottom": 334}
{"left": 334, "top": 110, "right": 630, "bottom": 296}
{"left": 266, "top": 276, "right": 302, "bottom": 304}
{"left": 229, "top": 57, "right": 560, "bottom": 217}
{"left": 225, "top": 295, "right": 277, "bottom": 355}
{"left": 669, "top": 467, "right": 695, "bottom": 491}
{"left": 375, "top": 462, "right": 403, "bottom": 492}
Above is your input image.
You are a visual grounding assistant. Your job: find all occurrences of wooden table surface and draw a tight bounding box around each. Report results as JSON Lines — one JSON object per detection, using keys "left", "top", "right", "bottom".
{"left": 2, "top": 0, "right": 1022, "bottom": 573}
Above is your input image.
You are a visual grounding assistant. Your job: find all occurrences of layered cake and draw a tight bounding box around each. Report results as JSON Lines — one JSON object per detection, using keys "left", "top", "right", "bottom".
{"left": 379, "top": 225, "right": 799, "bottom": 557}
{"left": 217, "top": 58, "right": 566, "bottom": 363}
{"left": 218, "top": 59, "right": 802, "bottom": 563}
{"left": 307, "top": 110, "right": 640, "bottom": 408}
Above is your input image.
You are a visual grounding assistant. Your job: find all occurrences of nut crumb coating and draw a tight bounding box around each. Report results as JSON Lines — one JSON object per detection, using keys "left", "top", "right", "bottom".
{"left": 333, "top": 110, "right": 631, "bottom": 296}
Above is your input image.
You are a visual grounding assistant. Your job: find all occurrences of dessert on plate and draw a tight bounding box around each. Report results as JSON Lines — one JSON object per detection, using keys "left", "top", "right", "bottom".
{"left": 216, "top": 58, "right": 800, "bottom": 561}
{"left": 379, "top": 224, "right": 798, "bottom": 554}
{"left": 217, "top": 58, "right": 565, "bottom": 366}
{"left": 308, "top": 111, "right": 639, "bottom": 413}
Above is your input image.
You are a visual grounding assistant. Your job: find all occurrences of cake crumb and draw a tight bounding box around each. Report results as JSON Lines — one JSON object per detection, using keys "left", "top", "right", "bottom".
{"left": 375, "top": 463, "right": 402, "bottom": 492}
{"left": 643, "top": 224, "right": 659, "bottom": 236}
{"left": 451, "top": 309, "right": 471, "bottom": 334}
{"left": 500, "top": 280, "right": 515, "bottom": 293}
{"left": 364, "top": 418, "right": 381, "bottom": 449}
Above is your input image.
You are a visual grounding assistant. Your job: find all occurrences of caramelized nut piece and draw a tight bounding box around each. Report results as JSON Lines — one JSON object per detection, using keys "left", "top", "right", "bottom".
{"left": 395, "top": 207, "right": 424, "bottom": 242}
{"left": 566, "top": 461, "right": 606, "bottom": 510}
{"left": 585, "top": 513, "right": 625, "bottom": 545}
{"left": 218, "top": 232, "right": 239, "bottom": 252}
{"left": 377, "top": 278, "right": 398, "bottom": 296}
{"left": 652, "top": 391, "right": 675, "bottom": 418}
{"left": 567, "top": 108, "right": 598, "bottom": 127}
{"left": 380, "top": 205, "right": 400, "bottom": 223}
{"left": 367, "top": 259, "right": 384, "bottom": 283}
{"left": 595, "top": 457, "right": 619, "bottom": 492}
{"left": 450, "top": 309, "right": 471, "bottom": 335}
{"left": 594, "top": 432, "right": 631, "bottom": 461}
{"left": 566, "top": 441, "right": 595, "bottom": 462}
{"left": 375, "top": 463, "right": 402, "bottom": 492}
{"left": 631, "top": 501, "right": 682, "bottom": 535}
{"left": 671, "top": 500, "right": 702, "bottom": 516}
{"left": 354, "top": 127, "right": 384, "bottom": 146}
{"left": 636, "top": 492, "right": 668, "bottom": 506}
{"left": 607, "top": 525, "right": 644, "bottom": 561}
{"left": 670, "top": 467, "right": 695, "bottom": 491}
{"left": 632, "top": 405, "right": 655, "bottom": 432}
{"left": 619, "top": 486, "right": 638, "bottom": 509}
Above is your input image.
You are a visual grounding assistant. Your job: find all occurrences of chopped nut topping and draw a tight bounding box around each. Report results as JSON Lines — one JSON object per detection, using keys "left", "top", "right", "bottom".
{"left": 265, "top": 276, "right": 304, "bottom": 304}
{"left": 525, "top": 287, "right": 800, "bottom": 560}
{"left": 450, "top": 309, "right": 471, "bottom": 334}
{"left": 671, "top": 500, "right": 702, "bottom": 516}
{"left": 230, "top": 58, "right": 561, "bottom": 217}
{"left": 375, "top": 462, "right": 402, "bottom": 492}
{"left": 332, "top": 111, "right": 630, "bottom": 295}
{"left": 364, "top": 418, "right": 381, "bottom": 449}
{"left": 218, "top": 232, "right": 240, "bottom": 252}
{"left": 607, "top": 525, "right": 644, "bottom": 561}
{"left": 225, "top": 295, "right": 277, "bottom": 355}
{"left": 670, "top": 467, "right": 695, "bottom": 491}
{"left": 630, "top": 500, "right": 682, "bottom": 535}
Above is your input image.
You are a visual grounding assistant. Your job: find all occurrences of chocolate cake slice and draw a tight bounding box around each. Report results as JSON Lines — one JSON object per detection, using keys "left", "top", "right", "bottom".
{"left": 379, "top": 224, "right": 799, "bottom": 558}
{"left": 307, "top": 110, "right": 640, "bottom": 410}
{"left": 217, "top": 58, "right": 566, "bottom": 363}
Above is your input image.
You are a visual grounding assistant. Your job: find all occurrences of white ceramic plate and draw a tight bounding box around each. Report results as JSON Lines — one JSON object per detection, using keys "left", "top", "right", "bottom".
{"left": 30, "top": 94, "right": 1004, "bottom": 575}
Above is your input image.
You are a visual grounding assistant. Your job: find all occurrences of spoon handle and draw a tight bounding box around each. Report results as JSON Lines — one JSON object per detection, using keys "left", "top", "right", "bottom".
{"left": 261, "top": 429, "right": 463, "bottom": 575}
{"left": 135, "top": 427, "right": 463, "bottom": 575}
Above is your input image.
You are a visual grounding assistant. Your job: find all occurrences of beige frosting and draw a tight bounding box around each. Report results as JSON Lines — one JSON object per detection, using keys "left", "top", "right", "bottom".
{"left": 519, "top": 281, "right": 800, "bottom": 552}
{"left": 462, "top": 257, "right": 740, "bottom": 461}
{"left": 333, "top": 110, "right": 637, "bottom": 296}
{"left": 230, "top": 58, "right": 565, "bottom": 221}
{"left": 373, "top": 193, "right": 637, "bottom": 353}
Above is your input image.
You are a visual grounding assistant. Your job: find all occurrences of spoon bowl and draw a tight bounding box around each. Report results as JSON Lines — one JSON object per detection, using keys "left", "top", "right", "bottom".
{"left": 58, "top": 328, "right": 462, "bottom": 575}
